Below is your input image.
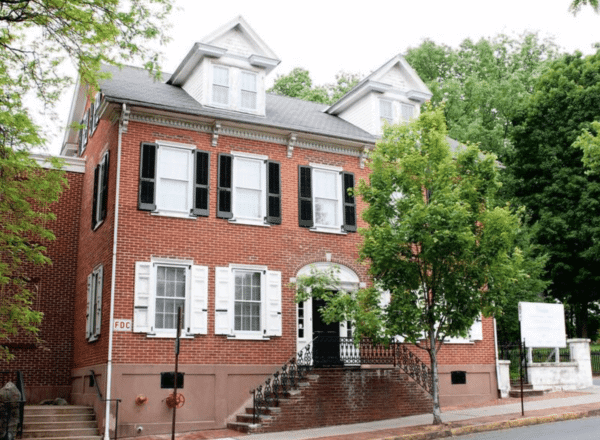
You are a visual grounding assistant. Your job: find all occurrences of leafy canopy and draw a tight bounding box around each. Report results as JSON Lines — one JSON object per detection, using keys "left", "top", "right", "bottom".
{"left": 268, "top": 67, "right": 360, "bottom": 105}
{"left": 507, "top": 49, "right": 600, "bottom": 337}
{"left": 405, "top": 34, "right": 561, "bottom": 162}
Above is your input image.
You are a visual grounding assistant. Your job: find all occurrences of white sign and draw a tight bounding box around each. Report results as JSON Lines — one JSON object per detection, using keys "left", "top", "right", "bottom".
{"left": 518, "top": 302, "right": 566, "bottom": 348}
{"left": 113, "top": 319, "right": 132, "bottom": 332}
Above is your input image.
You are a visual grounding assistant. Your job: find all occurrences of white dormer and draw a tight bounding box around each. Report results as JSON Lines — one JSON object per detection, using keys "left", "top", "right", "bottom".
{"left": 167, "top": 16, "right": 280, "bottom": 117}
{"left": 326, "top": 54, "right": 432, "bottom": 136}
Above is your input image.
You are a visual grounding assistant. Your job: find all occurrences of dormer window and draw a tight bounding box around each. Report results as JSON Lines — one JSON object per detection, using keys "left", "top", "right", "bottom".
{"left": 380, "top": 99, "right": 393, "bottom": 127}
{"left": 212, "top": 66, "right": 230, "bottom": 106}
{"left": 240, "top": 71, "right": 257, "bottom": 111}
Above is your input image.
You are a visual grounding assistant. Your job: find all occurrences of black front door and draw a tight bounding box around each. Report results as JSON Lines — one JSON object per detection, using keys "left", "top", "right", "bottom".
{"left": 312, "top": 297, "right": 342, "bottom": 367}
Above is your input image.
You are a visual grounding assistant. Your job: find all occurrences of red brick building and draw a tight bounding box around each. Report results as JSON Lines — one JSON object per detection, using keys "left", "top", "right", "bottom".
{"left": 11, "top": 16, "right": 499, "bottom": 437}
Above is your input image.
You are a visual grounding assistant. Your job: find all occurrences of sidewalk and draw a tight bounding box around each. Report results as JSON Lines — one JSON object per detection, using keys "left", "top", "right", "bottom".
{"left": 137, "top": 385, "right": 600, "bottom": 440}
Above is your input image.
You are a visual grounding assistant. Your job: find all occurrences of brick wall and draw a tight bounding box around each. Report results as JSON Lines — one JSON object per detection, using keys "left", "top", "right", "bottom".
{"left": 0, "top": 169, "right": 83, "bottom": 402}
{"left": 261, "top": 368, "right": 432, "bottom": 433}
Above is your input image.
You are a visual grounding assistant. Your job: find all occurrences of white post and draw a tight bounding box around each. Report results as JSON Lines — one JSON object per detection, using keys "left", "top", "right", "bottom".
{"left": 568, "top": 339, "right": 593, "bottom": 389}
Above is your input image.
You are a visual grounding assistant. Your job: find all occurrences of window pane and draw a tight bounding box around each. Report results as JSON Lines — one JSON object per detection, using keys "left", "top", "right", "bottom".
{"left": 236, "top": 188, "right": 261, "bottom": 218}
{"left": 315, "top": 198, "right": 337, "bottom": 226}
{"left": 236, "top": 158, "right": 261, "bottom": 189}
{"left": 380, "top": 100, "right": 393, "bottom": 120}
{"left": 213, "top": 85, "right": 229, "bottom": 105}
{"left": 158, "top": 179, "right": 188, "bottom": 213}
{"left": 401, "top": 103, "right": 414, "bottom": 121}
{"left": 241, "top": 91, "right": 257, "bottom": 110}
{"left": 241, "top": 72, "right": 256, "bottom": 92}
{"left": 313, "top": 170, "right": 337, "bottom": 199}
{"left": 214, "top": 67, "right": 229, "bottom": 86}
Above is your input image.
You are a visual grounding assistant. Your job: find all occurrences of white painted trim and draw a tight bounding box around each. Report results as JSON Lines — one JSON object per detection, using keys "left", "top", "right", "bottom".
{"left": 154, "top": 139, "right": 197, "bottom": 150}
{"left": 309, "top": 162, "right": 343, "bottom": 172}
{"left": 30, "top": 153, "right": 86, "bottom": 173}
{"left": 231, "top": 150, "right": 268, "bottom": 160}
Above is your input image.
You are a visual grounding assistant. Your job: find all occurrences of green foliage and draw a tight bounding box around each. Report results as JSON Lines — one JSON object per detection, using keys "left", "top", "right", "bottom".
{"left": 268, "top": 68, "right": 360, "bottom": 105}
{"left": 0, "top": 147, "right": 67, "bottom": 359}
{"left": 295, "top": 106, "right": 536, "bottom": 423}
{"left": 507, "top": 50, "right": 600, "bottom": 337}
{"left": 570, "top": 0, "right": 599, "bottom": 14}
{"left": 405, "top": 34, "right": 561, "bottom": 162}
{"left": 573, "top": 121, "right": 600, "bottom": 174}
{"left": 0, "top": 0, "right": 172, "bottom": 358}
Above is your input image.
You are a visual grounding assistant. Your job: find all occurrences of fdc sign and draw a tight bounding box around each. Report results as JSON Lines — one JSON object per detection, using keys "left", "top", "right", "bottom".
{"left": 113, "top": 319, "right": 132, "bottom": 332}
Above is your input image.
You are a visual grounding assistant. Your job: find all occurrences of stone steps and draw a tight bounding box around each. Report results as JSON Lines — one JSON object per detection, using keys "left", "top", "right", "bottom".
{"left": 21, "top": 405, "right": 100, "bottom": 440}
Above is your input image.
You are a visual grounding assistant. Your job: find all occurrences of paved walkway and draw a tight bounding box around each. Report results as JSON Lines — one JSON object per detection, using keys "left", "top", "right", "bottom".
{"left": 134, "top": 383, "right": 600, "bottom": 440}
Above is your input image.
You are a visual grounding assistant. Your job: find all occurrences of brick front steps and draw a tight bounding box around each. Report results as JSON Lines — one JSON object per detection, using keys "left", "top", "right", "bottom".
{"left": 228, "top": 367, "right": 433, "bottom": 434}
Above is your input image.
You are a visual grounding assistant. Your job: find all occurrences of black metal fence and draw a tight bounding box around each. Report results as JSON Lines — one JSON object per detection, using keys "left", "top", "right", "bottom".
{"left": 498, "top": 342, "right": 528, "bottom": 383}
{"left": 0, "top": 371, "right": 25, "bottom": 439}
{"left": 591, "top": 351, "right": 600, "bottom": 375}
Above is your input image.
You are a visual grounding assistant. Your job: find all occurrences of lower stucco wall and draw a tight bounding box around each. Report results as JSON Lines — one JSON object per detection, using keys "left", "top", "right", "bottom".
{"left": 438, "top": 364, "right": 497, "bottom": 407}
{"left": 73, "top": 363, "right": 280, "bottom": 437}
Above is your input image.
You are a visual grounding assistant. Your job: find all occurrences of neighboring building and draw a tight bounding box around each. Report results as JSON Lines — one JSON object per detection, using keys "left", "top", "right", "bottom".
{"left": 5, "top": 16, "right": 499, "bottom": 437}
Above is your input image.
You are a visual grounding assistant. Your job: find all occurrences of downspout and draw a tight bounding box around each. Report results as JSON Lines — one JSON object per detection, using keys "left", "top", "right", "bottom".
{"left": 493, "top": 317, "right": 501, "bottom": 398}
{"left": 104, "top": 103, "right": 128, "bottom": 440}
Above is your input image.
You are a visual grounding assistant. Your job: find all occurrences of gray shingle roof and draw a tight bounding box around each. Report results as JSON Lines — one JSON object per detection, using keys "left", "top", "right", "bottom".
{"left": 100, "top": 65, "right": 377, "bottom": 144}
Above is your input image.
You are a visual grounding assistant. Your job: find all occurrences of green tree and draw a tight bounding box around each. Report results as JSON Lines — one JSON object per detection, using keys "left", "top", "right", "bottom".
{"left": 296, "top": 106, "right": 530, "bottom": 424}
{"left": 507, "top": 50, "right": 600, "bottom": 337}
{"left": 405, "top": 34, "right": 561, "bottom": 162}
{"left": 268, "top": 68, "right": 359, "bottom": 105}
{"left": 0, "top": 0, "right": 172, "bottom": 358}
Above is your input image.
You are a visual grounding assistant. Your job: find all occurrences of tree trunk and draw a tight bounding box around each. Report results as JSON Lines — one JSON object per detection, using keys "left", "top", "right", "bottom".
{"left": 577, "top": 302, "right": 589, "bottom": 338}
{"left": 429, "top": 328, "right": 442, "bottom": 424}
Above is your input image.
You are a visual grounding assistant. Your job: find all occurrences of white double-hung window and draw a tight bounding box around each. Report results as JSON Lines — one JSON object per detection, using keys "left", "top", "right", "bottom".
{"left": 212, "top": 66, "right": 230, "bottom": 106}
{"left": 233, "top": 154, "right": 266, "bottom": 222}
{"left": 240, "top": 71, "right": 257, "bottom": 111}
{"left": 380, "top": 99, "right": 394, "bottom": 128}
{"left": 156, "top": 145, "right": 193, "bottom": 216}
{"left": 134, "top": 259, "right": 208, "bottom": 337}
{"left": 217, "top": 152, "right": 282, "bottom": 225}
{"left": 298, "top": 164, "right": 357, "bottom": 233}
{"left": 215, "top": 265, "right": 282, "bottom": 339}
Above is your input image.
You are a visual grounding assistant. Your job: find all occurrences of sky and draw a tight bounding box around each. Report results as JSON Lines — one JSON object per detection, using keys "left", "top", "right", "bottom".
{"left": 45, "top": 0, "right": 600, "bottom": 155}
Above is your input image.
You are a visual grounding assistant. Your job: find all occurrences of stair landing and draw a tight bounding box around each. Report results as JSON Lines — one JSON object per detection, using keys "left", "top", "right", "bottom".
{"left": 21, "top": 405, "right": 100, "bottom": 440}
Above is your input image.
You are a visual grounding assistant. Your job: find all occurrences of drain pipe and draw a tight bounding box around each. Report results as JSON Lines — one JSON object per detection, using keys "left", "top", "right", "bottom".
{"left": 104, "top": 103, "right": 128, "bottom": 440}
{"left": 493, "top": 317, "right": 502, "bottom": 398}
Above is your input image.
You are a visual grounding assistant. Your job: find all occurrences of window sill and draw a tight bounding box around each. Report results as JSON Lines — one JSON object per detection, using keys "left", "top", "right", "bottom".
{"left": 226, "top": 334, "right": 271, "bottom": 341}
{"left": 228, "top": 218, "right": 271, "bottom": 227}
{"left": 150, "top": 212, "right": 197, "bottom": 220}
{"left": 309, "top": 227, "right": 347, "bottom": 235}
{"left": 146, "top": 333, "right": 196, "bottom": 339}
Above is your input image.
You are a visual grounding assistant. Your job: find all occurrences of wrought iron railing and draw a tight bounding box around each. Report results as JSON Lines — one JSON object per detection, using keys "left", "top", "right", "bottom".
{"left": 498, "top": 341, "right": 529, "bottom": 384}
{"left": 0, "top": 371, "right": 25, "bottom": 439}
{"left": 393, "top": 344, "right": 433, "bottom": 395}
{"left": 252, "top": 339, "right": 315, "bottom": 424}
{"left": 90, "top": 370, "right": 121, "bottom": 440}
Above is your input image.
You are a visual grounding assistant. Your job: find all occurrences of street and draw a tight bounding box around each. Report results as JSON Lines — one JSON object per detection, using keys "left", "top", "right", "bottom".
{"left": 455, "top": 416, "right": 600, "bottom": 439}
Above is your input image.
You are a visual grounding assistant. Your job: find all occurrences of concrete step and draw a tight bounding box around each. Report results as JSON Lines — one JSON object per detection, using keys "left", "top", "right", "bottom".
{"left": 24, "top": 413, "right": 95, "bottom": 423}
{"left": 509, "top": 388, "right": 548, "bottom": 398}
{"left": 21, "top": 437, "right": 101, "bottom": 440}
{"left": 24, "top": 421, "right": 97, "bottom": 431}
{"left": 21, "top": 428, "right": 100, "bottom": 438}
{"left": 25, "top": 405, "right": 94, "bottom": 415}
{"left": 226, "top": 421, "right": 261, "bottom": 434}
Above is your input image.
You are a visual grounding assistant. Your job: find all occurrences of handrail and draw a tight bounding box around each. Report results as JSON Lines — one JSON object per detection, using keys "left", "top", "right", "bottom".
{"left": 251, "top": 338, "right": 316, "bottom": 424}
{"left": 90, "top": 370, "right": 121, "bottom": 440}
{"left": 394, "top": 343, "right": 433, "bottom": 395}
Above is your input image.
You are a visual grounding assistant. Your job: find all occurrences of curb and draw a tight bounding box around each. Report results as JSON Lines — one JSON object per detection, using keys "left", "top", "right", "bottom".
{"left": 388, "top": 408, "right": 600, "bottom": 439}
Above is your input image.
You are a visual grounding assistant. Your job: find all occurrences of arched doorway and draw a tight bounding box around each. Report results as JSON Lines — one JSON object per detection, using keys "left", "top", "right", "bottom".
{"left": 295, "top": 263, "right": 361, "bottom": 366}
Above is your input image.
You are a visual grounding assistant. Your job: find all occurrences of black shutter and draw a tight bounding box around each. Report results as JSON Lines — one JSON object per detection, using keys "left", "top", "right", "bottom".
{"left": 192, "top": 150, "right": 210, "bottom": 217}
{"left": 217, "top": 154, "right": 233, "bottom": 219}
{"left": 138, "top": 143, "right": 157, "bottom": 211}
{"left": 100, "top": 151, "right": 110, "bottom": 222}
{"left": 266, "top": 161, "right": 281, "bottom": 224}
{"left": 342, "top": 172, "right": 357, "bottom": 232}
{"left": 91, "top": 165, "right": 99, "bottom": 229}
{"left": 298, "top": 166, "right": 313, "bottom": 228}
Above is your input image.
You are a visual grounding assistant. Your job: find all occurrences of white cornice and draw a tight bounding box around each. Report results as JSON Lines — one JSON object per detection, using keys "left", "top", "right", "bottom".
{"left": 128, "top": 110, "right": 368, "bottom": 158}
{"left": 30, "top": 153, "right": 86, "bottom": 173}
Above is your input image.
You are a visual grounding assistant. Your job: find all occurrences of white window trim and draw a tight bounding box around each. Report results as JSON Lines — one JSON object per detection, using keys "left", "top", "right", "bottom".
{"left": 308, "top": 163, "right": 345, "bottom": 234}
{"left": 134, "top": 258, "right": 208, "bottom": 338}
{"left": 152, "top": 140, "right": 196, "bottom": 219}
{"left": 215, "top": 264, "right": 281, "bottom": 340}
{"left": 228, "top": 151, "right": 269, "bottom": 227}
